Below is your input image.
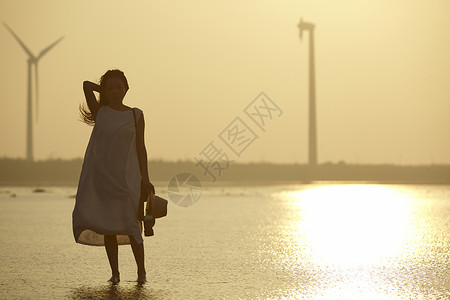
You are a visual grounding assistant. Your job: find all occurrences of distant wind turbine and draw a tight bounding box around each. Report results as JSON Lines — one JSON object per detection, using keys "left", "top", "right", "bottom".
{"left": 298, "top": 18, "right": 317, "bottom": 166}
{"left": 3, "top": 22, "right": 64, "bottom": 161}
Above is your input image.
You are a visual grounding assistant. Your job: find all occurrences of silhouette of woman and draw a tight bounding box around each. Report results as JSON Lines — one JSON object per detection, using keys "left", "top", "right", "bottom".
{"left": 72, "top": 69, "right": 154, "bottom": 284}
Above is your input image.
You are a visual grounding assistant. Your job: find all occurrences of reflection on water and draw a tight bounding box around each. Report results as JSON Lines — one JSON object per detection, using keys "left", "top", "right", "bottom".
{"left": 276, "top": 184, "right": 450, "bottom": 299}
{"left": 68, "top": 283, "right": 165, "bottom": 300}
{"left": 289, "top": 185, "right": 412, "bottom": 266}
{"left": 0, "top": 184, "right": 449, "bottom": 299}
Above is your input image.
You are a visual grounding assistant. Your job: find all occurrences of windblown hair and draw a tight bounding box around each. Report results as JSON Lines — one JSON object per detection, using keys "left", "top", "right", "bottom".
{"left": 79, "top": 69, "right": 129, "bottom": 125}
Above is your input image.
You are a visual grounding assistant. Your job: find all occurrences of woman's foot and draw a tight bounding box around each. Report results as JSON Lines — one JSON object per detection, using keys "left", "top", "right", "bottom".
{"left": 137, "top": 272, "right": 146, "bottom": 284}
{"left": 108, "top": 273, "right": 120, "bottom": 284}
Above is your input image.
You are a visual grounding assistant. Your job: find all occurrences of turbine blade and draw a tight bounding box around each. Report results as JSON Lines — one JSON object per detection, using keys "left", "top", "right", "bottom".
{"left": 37, "top": 36, "right": 64, "bottom": 59}
{"left": 35, "top": 63, "right": 39, "bottom": 122}
{"left": 3, "top": 22, "right": 36, "bottom": 59}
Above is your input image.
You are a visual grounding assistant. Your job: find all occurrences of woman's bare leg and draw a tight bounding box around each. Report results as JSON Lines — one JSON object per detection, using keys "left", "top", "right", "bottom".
{"left": 104, "top": 235, "right": 120, "bottom": 283}
{"left": 129, "top": 236, "right": 146, "bottom": 283}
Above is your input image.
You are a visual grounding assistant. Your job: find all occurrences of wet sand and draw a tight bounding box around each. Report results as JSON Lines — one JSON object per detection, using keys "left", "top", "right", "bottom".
{"left": 1, "top": 184, "right": 449, "bottom": 299}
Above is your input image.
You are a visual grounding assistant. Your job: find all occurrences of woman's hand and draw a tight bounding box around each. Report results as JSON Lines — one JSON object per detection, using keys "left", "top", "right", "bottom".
{"left": 142, "top": 179, "right": 155, "bottom": 196}
{"left": 83, "top": 81, "right": 101, "bottom": 93}
{"left": 144, "top": 180, "right": 155, "bottom": 215}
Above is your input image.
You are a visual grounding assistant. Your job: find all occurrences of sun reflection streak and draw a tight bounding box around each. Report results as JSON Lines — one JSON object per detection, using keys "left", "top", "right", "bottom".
{"left": 289, "top": 185, "right": 413, "bottom": 267}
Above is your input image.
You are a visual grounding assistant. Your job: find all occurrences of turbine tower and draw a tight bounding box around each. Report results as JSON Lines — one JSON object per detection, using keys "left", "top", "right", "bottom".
{"left": 3, "top": 22, "right": 64, "bottom": 161}
{"left": 298, "top": 18, "right": 317, "bottom": 166}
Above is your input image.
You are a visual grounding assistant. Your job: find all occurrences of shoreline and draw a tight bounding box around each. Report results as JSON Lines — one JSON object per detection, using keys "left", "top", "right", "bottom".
{"left": 1, "top": 158, "right": 449, "bottom": 185}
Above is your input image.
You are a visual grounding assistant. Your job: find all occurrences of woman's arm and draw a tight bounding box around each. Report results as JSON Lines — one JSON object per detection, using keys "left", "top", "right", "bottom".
{"left": 83, "top": 81, "right": 100, "bottom": 115}
{"left": 136, "top": 112, "right": 155, "bottom": 194}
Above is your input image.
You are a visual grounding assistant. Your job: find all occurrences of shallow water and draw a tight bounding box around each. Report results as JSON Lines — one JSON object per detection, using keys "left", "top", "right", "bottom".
{"left": 0, "top": 183, "right": 449, "bottom": 299}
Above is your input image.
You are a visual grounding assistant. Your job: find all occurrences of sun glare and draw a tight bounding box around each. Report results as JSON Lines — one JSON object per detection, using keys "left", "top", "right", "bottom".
{"left": 289, "top": 185, "right": 412, "bottom": 266}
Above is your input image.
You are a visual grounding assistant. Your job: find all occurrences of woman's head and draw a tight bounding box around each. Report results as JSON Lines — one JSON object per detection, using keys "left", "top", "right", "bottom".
{"left": 79, "top": 69, "right": 129, "bottom": 125}
{"left": 98, "top": 69, "right": 129, "bottom": 105}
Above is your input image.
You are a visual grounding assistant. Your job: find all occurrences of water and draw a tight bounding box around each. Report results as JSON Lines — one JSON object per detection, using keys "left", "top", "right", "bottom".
{"left": 0, "top": 183, "right": 449, "bottom": 299}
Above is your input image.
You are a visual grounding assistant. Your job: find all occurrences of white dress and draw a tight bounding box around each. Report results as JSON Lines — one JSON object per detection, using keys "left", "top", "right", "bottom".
{"left": 73, "top": 105, "right": 143, "bottom": 246}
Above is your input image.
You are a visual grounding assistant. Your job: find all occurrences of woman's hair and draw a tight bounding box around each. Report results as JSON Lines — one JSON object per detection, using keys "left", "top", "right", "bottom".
{"left": 79, "top": 69, "right": 129, "bottom": 125}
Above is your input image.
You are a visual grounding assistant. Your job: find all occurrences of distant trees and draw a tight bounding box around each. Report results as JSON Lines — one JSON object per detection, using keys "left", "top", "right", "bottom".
{"left": 0, "top": 158, "right": 448, "bottom": 185}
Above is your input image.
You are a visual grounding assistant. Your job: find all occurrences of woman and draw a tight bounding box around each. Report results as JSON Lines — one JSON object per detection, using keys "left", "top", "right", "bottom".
{"left": 72, "top": 69, "right": 154, "bottom": 284}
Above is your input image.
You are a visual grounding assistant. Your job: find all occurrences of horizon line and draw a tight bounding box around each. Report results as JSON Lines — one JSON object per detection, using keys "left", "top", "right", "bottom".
{"left": 0, "top": 157, "right": 449, "bottom": 167}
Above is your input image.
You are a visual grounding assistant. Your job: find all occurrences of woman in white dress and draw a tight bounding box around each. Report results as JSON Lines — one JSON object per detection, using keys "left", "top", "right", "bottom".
{"left": 73, "top": 69, "right": 154, "bottom": 284}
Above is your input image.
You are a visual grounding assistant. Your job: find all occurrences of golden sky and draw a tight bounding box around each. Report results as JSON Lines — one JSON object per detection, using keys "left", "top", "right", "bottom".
{"left": 1, "top": 0, "right": 449, "bottom": 164}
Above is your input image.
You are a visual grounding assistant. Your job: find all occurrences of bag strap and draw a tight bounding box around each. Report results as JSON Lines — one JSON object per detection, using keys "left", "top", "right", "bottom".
{"left": 131, "top": 108, "right": 138, "bottom": 130}
{"left": 131, "top": 108, "right": 140, "bottom": 172}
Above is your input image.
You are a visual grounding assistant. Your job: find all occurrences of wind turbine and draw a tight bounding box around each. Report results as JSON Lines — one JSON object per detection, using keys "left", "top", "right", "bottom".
{"left": 298, "top": 18, "right": 317, "bottom": 166}
{"left": 3, "top": 22, "right": 64, "bottom": 161}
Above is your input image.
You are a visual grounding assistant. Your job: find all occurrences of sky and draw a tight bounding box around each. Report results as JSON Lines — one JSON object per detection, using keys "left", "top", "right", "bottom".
{"left": 0, "top": 0, "right": 449, "bottom": 165}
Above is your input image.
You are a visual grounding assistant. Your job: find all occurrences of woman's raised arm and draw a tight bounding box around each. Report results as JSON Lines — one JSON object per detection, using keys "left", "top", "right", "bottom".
{"left": 83, "top": 81, "right": 101, "bottom": 116}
